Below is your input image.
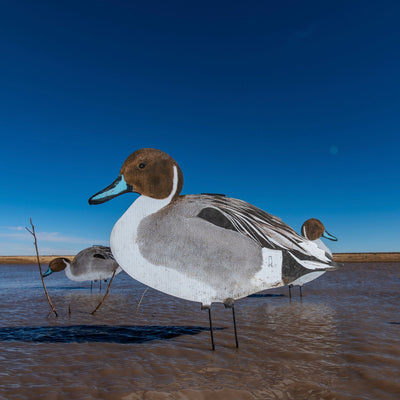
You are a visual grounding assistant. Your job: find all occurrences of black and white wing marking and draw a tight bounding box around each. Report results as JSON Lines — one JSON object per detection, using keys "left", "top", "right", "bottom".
{"left": 192, "top": 195, "right": 334, "bottom": 265}
{"left": 92, "top": 245, "right": 116, "bottom": 261}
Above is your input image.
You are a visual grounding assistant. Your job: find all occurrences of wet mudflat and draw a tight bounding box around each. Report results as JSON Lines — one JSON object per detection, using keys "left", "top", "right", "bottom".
{"left": 0, "top": 263, "right": 399, "bottom": 399}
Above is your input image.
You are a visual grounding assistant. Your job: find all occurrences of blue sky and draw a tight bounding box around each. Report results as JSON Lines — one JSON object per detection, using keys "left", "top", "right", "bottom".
{"left": 0, "top": 0, "right": 399, "bottom": 255}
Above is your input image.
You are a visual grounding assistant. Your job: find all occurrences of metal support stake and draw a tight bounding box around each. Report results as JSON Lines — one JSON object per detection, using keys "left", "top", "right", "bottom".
{"left": 232, "top": 306, "right": 239, "bottom": 348}
{"left": 208, "top": 308, "right": 215, "bottom": 351}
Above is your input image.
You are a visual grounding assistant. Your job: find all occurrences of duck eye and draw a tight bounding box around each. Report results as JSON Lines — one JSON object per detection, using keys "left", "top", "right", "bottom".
{"left": 139, "top": 163, "right": 146, "bottom": 169}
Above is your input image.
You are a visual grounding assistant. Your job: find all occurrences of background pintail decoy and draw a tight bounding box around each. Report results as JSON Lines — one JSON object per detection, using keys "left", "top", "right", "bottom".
{"left": 288, "top": 218, "right": 338, "bottom": 298}
{"left": 43, "top": 246, "right": 122, "bottom": 291}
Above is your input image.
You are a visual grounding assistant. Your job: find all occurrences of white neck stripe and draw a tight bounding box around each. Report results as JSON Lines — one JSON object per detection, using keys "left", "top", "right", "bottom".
{"left": 170, "top": 165, "right": 178, "bottom": 199}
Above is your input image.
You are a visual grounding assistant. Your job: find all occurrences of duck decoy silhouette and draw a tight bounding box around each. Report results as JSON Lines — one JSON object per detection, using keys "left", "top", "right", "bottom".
{"left": 88, "top": 148, "right": 339, "bottom": 349}
{"left": 288, "top": 218, "right": 338, "bottom": 298}
{"left": 43, "top": 246, "right": 122, "bottom": 290}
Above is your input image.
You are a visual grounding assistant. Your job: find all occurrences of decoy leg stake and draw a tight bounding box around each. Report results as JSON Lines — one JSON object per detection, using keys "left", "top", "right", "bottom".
{"left": 232, "top": 305, "right": 239, "bottom": 348}
{"left": 224, "top": 298, "right": 239, "bottom": 348}
{"left": 203, "top": 305, "right": 215, "bottom": 351}
{"left": 208, "top": 308, "right": 215, "bottom": 351}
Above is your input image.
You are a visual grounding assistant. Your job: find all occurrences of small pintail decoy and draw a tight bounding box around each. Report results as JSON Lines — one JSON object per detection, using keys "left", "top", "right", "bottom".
{"left": 43, "top": 246, "right": 122, "bottom": 289}
{"left": 288, "top": 218, "right": 338, "bottom": 298}
{"left": 88, "top": 148, "right": 340, "bottom": 350}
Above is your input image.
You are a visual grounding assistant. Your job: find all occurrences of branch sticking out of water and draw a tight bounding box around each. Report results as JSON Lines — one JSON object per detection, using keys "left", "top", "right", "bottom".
{"left": 136, "top": 287, "right": 149, "bottom": 314}
{"left": 25, "top": 218, "right": 58, "bottom": 317}
{"left": 91, "top": 269, "right": 116, "bottom": 315}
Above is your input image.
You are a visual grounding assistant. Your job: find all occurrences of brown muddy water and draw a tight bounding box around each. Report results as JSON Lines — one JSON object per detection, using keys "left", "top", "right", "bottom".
{"left": 0, "top": 263, "right": 399, "bottom": 400}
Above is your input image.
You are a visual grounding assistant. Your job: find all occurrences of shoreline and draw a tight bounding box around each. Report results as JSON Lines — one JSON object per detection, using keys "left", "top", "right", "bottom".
{"left": 0, "top": 252, "right": 399, "bottom": 264}
{"left": 332, "top": 252, "right": 400, "bottom": 263}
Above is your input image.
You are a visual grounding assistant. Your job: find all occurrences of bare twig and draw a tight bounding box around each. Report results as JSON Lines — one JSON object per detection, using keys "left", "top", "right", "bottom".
{"left": 91, "top": 269, "right": 116, "bottom": 315}
{"left": 25, "top": 218, "right": 58, "bottom": 317}
{"left": 135, "top": 287, "right": 149, "bottom": 314}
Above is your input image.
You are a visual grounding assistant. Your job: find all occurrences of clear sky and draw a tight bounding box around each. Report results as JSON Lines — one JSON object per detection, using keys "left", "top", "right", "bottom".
{"left": 1, "top": 0, "right": 399, "bottom": 255}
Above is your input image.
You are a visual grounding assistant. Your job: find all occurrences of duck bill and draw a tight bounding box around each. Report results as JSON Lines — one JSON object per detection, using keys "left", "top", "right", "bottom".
{"left": 88, "top": 176, "right": 133, "bottom": 205}
{"left": 43, "top": 268, "right": 53, "bottom": 277}
{"left": 322, "top": 230, "right": 338, "bottom": 241}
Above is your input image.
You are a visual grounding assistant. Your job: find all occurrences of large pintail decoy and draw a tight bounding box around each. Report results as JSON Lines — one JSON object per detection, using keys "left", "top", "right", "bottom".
{"left": 88, "top": 148, "right": 339, "bottom": 350}
{"left": 44, "top": 246, "right": 122, "bottom": 290}
{"left": 288, "top": 218, "right": 338, "bottom": 298}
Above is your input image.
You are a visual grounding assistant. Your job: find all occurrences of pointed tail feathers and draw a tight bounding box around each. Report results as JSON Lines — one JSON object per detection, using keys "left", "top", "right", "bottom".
{"left": 289, "top": 252, "right": 341, "bottom": 271}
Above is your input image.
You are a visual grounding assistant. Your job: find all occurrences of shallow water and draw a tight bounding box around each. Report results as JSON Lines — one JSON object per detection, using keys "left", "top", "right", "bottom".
{"left": 0, "top": 263, "right": 399, "bottom": 399}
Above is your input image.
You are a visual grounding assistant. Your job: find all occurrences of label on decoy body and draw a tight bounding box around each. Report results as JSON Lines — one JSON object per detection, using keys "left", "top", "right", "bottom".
{"left": 251, "top": 248, "right": 283, "bottom": 287}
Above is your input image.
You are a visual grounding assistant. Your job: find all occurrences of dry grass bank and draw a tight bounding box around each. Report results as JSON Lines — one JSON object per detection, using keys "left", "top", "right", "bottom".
{"left": 1, "top": 252, "right": 399, "bottom": 264}
{"left": 333, "top": 252, "right": 400, "bottom": 263}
